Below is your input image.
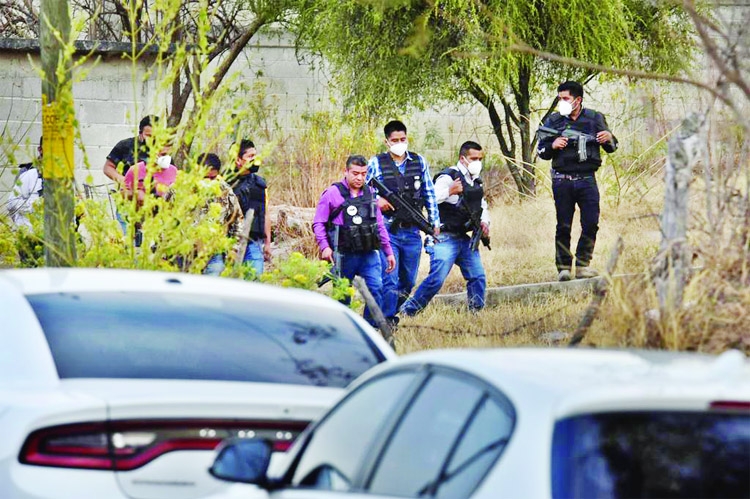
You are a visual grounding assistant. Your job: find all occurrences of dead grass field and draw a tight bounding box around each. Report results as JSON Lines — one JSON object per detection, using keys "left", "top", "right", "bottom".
{"left": 392, "top": 175, "right": 750, "bottom": 355}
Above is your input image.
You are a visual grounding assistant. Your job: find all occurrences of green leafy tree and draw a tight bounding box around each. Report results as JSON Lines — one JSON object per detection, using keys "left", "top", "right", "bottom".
{"left": 294, "top": 0, "right": 696, "bottom": 195}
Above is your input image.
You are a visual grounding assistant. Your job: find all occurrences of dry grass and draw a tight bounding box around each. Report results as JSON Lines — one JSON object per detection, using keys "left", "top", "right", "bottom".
{"left": 391, "top": 175, "right": 750, "bottom": 355}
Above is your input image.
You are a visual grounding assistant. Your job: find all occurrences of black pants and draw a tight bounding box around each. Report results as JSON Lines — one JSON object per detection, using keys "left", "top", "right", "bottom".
{"left": 552, "top": 175, "right": 600, "bottom": 271}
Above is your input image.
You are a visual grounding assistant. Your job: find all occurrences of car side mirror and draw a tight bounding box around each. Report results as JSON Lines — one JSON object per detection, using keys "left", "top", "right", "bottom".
{"left": 209, "top": 438, "right": 273, "bottom": 485}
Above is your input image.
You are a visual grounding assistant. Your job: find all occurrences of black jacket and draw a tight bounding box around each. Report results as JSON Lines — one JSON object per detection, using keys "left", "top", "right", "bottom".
{"left": 232, "top": 173, "right": 267, "bottom": 240}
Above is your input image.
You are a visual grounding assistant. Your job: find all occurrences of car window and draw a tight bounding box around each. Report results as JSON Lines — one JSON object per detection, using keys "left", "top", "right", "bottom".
{"left": 26, "top": 292, "right": 383, "bottom": 387}
{"left": 435, "top": 396, "right": 515, "bottom": 498}
{"left": 552, "top": 411, "right": 750, "bottom": 498}
{"left": 367, "top": 373, "right": 485, "bottom": 497}
{"left": 292, "top": 372, "right": 416, "bottom": 489}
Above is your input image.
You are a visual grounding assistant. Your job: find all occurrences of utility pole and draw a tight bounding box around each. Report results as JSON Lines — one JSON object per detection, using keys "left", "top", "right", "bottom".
{"left": 40, "top": 0, "right": 77, "bottom": 266}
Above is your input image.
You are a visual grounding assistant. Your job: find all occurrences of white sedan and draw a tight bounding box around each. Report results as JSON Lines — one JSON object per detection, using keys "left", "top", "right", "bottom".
{"left": 0, "top": 268, "right": 395, "bottom": 499}
{"left": 209, "top": 347, "right": 750, "bottom": 499}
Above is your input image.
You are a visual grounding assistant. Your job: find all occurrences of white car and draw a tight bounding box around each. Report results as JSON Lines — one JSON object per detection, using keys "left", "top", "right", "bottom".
{"left": 208, "top": 348, "right": 750, "bottom": 499}
{"left": 0, "top": 268, "right": 395, "bottom": 499}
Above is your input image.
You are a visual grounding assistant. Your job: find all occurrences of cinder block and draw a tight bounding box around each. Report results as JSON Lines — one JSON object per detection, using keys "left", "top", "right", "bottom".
{"left": 73, "top": 80, "right": 111, "bottom": 101}
{"left": 0, "top": 78, "right": 23, "bottom": 99}
{"left": 21, "top": 78, "right": 42, "bottom": 98}
{"left": 78, "top": 145, "right": 111, "bottom": 172}
{"left": 77, "top": 101, "right": 127, "bottom": 125}
{"left": 0, "top": 97, "right": 39, "bottom": 123}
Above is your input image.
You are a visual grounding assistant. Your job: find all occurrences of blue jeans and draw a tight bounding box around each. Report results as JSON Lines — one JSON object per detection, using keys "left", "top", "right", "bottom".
{"left": 204, "top": 254, "right": 226, "bottom": 276}
{"left": 401, "top": 233, "right": 486, "bottom": 316}
{"left": 380, "top": 226, "right": 423, "bottom": 319}
{"left": 243, "top": 239, "right": 264, "bottom": 277}
{"left": 340, "top": 250, "right": 383, "bottom": 327}
{"left": 552, "top": 175, "right": 600, "bottom": 271}
{"left": 116, "top": 211, "right": 127, "bottom": 235}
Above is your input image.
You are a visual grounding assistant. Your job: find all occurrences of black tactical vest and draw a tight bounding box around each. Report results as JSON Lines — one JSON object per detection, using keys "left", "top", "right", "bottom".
{"left": 435, "top": 168, "right": 484, "bottom": 234}
{"left": 547, "top": 109, "right": 606, "bottom": 173}
{"left": 232, "top": 173, "right": 266, "bottom": 239}
{"left": 377, "top": 152, "right": 425, "bottom": 227}
{"left": 328, "top": 183, "right": 381, "bottom": 253}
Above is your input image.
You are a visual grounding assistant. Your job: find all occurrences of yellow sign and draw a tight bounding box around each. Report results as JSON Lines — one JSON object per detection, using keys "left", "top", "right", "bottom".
{"left": 41, "top": 98, "right": 75, "bottom": 179}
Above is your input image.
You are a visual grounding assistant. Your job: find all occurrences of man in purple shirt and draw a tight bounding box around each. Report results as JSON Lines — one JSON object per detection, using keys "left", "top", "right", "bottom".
{"left": 313, "top": 155, "right": 396, "bottom": 326}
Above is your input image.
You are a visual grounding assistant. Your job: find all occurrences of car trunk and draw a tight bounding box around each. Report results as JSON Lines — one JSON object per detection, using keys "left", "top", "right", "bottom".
{"left": 61, "top": 379, "right": 342, "bottom": 499}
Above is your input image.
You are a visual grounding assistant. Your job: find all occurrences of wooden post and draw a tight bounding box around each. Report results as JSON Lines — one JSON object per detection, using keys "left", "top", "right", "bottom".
{"left": 568, "top": 236, "right": 624, "bottom": 347}
{"left": 352, "top": 276, "right": 394, "bottom": 348}
{"left": 234, "top": 208, "right": 255, "bottom": 272}
{"left": 40, "top": 0, "right": 77, "bottom": 266}
{"left": 653, "top": 113, "right": 704, "bottom": 312}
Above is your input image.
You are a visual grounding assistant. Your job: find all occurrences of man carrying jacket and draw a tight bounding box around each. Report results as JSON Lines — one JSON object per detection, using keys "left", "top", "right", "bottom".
{"left": 537, "top": 81, "right": 618, "bottom": 281}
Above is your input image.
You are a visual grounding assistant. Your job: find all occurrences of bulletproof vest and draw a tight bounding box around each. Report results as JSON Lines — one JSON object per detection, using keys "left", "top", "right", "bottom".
{"left": 377, "top": 152, "right": 424, "bottom": 226}
{"left": 548, "top": 109, "right": 604, "bottom": 173}
{"left": 231, "top": 173, "right": 266, "bottom": 239}
{"left": 328, "top": 183, "right": 381, "bottom": 253}
{"left": 435, "top": 168, "right": 484, "bottom": 234}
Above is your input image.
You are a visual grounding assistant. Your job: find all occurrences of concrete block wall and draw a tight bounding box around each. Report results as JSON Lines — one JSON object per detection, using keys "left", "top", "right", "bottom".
{"left": 0, "top": 50, "right": 159, "bottom": 203}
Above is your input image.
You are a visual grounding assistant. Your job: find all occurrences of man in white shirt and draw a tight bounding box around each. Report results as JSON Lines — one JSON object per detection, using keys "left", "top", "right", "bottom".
{"left": 7, "top": 138, "right": 43, "bottom": 229}
{"left": 400, "top": 141, "right": 490, "bottom": 316}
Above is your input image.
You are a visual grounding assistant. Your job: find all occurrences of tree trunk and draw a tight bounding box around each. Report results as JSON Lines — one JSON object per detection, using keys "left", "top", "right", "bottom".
{"left": 653, "top": 113, "right": 704, "bottom": 312}
{"left": 173, "top": 16, "right": 268, "bottom": 165}
{"left": 468, "top": 82, "right": 532, "bottom": 196}
{"left": 41, "top": 0, "right": 77, "bottom": 266}
{"left": 514, "top": 62, "right": 536, "bottom": 195}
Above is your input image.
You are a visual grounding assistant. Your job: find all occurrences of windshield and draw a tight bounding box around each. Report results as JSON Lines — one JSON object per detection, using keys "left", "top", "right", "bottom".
{"left": 552, "top": 411, "right": 750, "bottom": 498}
{"left": 27, "top": 291, "right": 383, "bottom": 388}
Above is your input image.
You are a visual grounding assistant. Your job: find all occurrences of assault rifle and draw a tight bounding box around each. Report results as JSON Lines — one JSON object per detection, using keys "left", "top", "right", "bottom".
{"left": 536, "top": 125, "right": 598, "bottom": 162}
{"left": 369, "top": 176, "right": 435, "bottom": 236}
{"left": 317, "top": 224, "right": 342, "bottom": 288}
{"left": 459, "top": 200, "right": 491, "bottom": 252}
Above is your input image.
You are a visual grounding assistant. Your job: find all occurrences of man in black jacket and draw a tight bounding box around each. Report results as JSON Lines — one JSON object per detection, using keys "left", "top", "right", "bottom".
{"left": 537, "top": 81, "right": 617, "bottom": 281}
{"left": 231, "top": 139, "right": 272, "bottom": 277}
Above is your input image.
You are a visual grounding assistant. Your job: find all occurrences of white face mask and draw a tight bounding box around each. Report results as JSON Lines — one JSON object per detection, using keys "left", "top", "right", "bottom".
{"left": 156, "top": 155, "right": 172, "bottom": 170}
{"left": 467, "top": 160, "right": 482, "bottom": 177}
{"left": 389, "top": 141, "right": 408, "bottom": 157}
{"left": 558, "top": 99, "right": 574, "bottom": 117}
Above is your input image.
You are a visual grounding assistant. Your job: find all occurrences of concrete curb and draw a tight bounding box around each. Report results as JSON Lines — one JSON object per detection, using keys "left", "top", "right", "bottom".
{"left": 434, "top": 269, "right": 668, "bottom": 307}
{"left": 433, "top": 277, "right": 602, "bottom": 307}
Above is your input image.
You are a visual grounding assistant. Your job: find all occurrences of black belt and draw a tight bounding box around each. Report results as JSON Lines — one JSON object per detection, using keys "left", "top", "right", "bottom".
{"left": 551, "top": 170, "right": 594, "bottom": 181}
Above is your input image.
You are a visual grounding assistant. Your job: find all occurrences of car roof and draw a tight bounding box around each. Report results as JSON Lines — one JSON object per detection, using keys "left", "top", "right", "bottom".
{"left": 0, "top": 267, "right": 344, "bottom": 309}
{"left": 370, "top": 347, "right": 750, "bottom": 415}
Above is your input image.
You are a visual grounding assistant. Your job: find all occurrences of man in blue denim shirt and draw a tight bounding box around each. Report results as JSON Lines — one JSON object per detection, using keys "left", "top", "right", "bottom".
{"left": 401, "top": 141, "right": 490, "bottom": 316}
{"left": 537, "top": 81, "right": 618, "bottom": 281}
{"left": 366, "top": 120, "right": 440, "bottom": 326}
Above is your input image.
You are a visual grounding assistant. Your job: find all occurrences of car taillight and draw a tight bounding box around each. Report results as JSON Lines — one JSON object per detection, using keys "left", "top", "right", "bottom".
{"left": 710, "top": 401, "right": 750, "bottom": 412}
{"left": 19, "top": 419, "right": 307, "bottom": 471}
